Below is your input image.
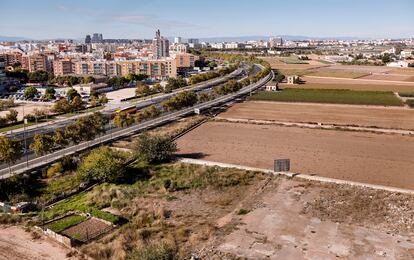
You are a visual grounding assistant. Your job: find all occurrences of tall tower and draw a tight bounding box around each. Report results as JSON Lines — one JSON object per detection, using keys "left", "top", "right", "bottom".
{"left": 152, "top": 29, "right": 169, "bottom": 59}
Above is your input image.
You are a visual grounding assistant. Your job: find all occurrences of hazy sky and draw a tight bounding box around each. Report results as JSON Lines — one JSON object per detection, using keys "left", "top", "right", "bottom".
{"left": 0, "top": 0, "right": 413, "bottom": 39}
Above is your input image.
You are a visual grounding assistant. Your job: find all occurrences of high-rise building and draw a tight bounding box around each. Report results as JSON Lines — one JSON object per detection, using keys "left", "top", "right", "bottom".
{"left": 152, "top": 29, "right": 169, "bottom": 59}
{"left": 91, "top": 33, "right": 103, "bottom": 43}
{"left": 0, "top": 57, "right": 6, "bottom": 93}
{"left": 85, "top": 34, "right": 91, "bottom": 44}
{"left": 174, "top": 37, "right": 182, "bottom": 44}
{"left": 269, "top": 37, "right": 283, "bottom": 48}
{"left": 188, "top": 38, "right": 199, "bottom": 44}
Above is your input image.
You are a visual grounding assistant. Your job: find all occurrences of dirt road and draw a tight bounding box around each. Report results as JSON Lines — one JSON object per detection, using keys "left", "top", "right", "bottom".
{"left": 176, "top": 121, "right": 414, "bottom": 190}
{"left": 219, "top": 101, "right": 414, "bottom": 130}
{"left": 0, "top": 225, "right": 74, "bottom": 260}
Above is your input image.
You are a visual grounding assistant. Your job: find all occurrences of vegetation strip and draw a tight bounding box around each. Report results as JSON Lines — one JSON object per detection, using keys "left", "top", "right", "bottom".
{"left": 249, "top": 88, "right": 404, "bottom": 106}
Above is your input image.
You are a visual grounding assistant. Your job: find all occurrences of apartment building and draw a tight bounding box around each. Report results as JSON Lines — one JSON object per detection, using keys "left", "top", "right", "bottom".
{"left": 72, "top": 58, "right": 175, "bottom": 79}
{"left": 152, "top": 29, "right": 169, "bottom": 58}
{"left": 22, "top": 53, "right": 53, "bottom": 72}
{"left": 0, "top": 51, "right": 23, "bottom": 67}
{"left": 175, "top": 53, "right": 197, "bottom": 69}
{"left": 0, "top": 57, "right": 6, "bottom": 92}
{"left": 53, "top": 60, "right": 74, "bottom": 76}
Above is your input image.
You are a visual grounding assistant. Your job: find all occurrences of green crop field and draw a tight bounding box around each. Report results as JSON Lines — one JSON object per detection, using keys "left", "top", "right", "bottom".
{"left": 249, "top": 88, "right": 404, "bottom": 106}
{"left": 46, "top": 214, "right": 86, "bottom": 233}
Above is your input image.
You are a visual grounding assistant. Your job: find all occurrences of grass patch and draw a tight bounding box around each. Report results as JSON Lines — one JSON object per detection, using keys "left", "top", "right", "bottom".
{"left": 46, "top": 214, "right": 86, "bottom": 233}
{"left": 44, "top": 192, "right": 119, "bottom": 224}
{"left": 307, "top": 70, "right": 368, "bottom": 79}
{"left": 278, "top": 69, "right": 311, "bottom": 76}
{"left": 280, "top": 58, "right": 309, "bottom": 64}
{"left": 249, "top": 89, "right": 404, "bottom": 106}
{"left": 406, "top": 99, "right": 414, "bottom": 108}
{"left": 399, "top": 92, "right": 414, "bottom": 98}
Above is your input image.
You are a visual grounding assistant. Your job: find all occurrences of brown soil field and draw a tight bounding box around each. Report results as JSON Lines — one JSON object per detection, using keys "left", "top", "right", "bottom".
{"left": 391, "top": 67, "right": 414, "bottom": 75}
{"left": 62, "top": 218, "right": 111, "bottom": 242}
{"left": 219, "top": 101, "right": 414, "bottom": 130}
{"left": 360, "top": 73, "right": 414, "bottom": 82}
{"left": 0, "top": 225, "right": 75, "bottom": 260}
{"left": 176, "top": 121, "right": 414, "bottom": 190}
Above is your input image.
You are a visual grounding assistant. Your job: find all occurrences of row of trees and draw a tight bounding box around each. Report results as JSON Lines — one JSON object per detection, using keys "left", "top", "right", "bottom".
{"left": 49, "top": 75, "right": 95, "bottom": 87}
{"left": 188, "top": 64, "right": 238, "bottom": 85}
{"left": 107, "top": 73, "right": 147, "bottom": 89}
{"left": 29, "top": 112, "right": 107, "bottom": 157}
{"left": 161, "top": 91, "right": 198, "bottom": 112}
{"left": 113, "top": 105, "right": 160, "bottom": 128}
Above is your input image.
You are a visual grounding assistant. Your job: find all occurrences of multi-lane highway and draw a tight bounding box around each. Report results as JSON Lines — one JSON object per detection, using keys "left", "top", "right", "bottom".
{"left": 2, "top": 67, "right": 245, "bottom": 140}
{"left": 0, "top": 65, "right": 272, "bottom": 178}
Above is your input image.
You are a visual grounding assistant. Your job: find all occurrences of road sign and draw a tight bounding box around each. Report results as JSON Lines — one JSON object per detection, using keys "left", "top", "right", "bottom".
{"left": 274, "top": 159, "right": 290, "bottom": 172}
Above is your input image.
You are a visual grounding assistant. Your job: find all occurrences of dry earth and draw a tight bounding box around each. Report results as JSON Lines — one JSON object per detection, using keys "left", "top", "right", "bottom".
{"left": 202, "top": 177, "right": 414, "bottom": 259}
{"left": 0, "top": 225, "right": 76, "bottom": 260}
{"left": 219, "top": 101, "right": 414, "bottom": 130}
{"left": 176, "top": 121, "right": 414, "bottom": 189}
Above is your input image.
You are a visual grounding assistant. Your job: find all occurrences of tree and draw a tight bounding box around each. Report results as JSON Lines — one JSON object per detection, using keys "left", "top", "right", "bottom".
{"left": 77, "top": 146, "right": 127, "bottom": 183}
{"left": 24, "top": 86, "right": 38, "bottom": 99}
{"left": 141, "top": 105, "right": 160, "bottom": 119}
{"left": 165, "top": 76, "right": 187, "bottom": 93}
{"left": 28, "top": 70, "right": 52, "bottom": 83}
{"left": 70, "top": 96, "right": 85, "bottom": 111}
{"left": 0, "top": 136, "right": 23, "bottom": 174}
{"left": 45, "top": 86, "right": 56, "bottom": 100}
{"left": 29, "top": 134, "right": 54, "bottom": 156}
{"left": 133, "top": 133, "right": 177, "bottom": 164}
{"left": 82, "top": 76, "right": 95, "bottom": 84}
{"left": 52, "top": 99, "right": 71, "bottom": 114}
{"left": 52, "top": 128, "right": 68, "bottom": 147}
{"left": 135, "top": 83, "right": 151, "bottom": 97}
{"left": 66, "top": 88, "right": 80, "bottom": 102}
{"left": 99, "top": 94, "right": 108, "bottom": 105}
{"left": 114, "top": 112, "right": 134, "bottom": 128}
{"left": 5, "top": 109, "right": 18, "bottom": 123}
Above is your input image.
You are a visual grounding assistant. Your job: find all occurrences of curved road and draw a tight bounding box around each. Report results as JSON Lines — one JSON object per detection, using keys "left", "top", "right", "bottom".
{"left": 0, "top": 65, "right": 272, "bottom": 178}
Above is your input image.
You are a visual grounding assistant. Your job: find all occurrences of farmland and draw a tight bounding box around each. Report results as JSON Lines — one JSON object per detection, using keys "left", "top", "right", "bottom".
{"left": 288, "top": 81, "right": 414, "bottom": 92}
{"left": 219, "top": 101, "right": 414, "bottom": 130}
{"left": 249, "top": 88, "right": 404, "bottom": 106}
{"left": 176, "top": 121, "right": 414, "bottom": 190}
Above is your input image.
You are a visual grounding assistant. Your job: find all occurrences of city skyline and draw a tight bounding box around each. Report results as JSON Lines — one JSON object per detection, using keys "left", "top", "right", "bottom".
{"left": 0, "top": 0, "right": 413, "bottom": 40}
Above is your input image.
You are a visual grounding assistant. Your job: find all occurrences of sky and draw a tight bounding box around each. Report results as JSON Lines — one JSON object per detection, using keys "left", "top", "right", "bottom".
{"left": 0, "top": 0, "right": 413, "bottom": 39}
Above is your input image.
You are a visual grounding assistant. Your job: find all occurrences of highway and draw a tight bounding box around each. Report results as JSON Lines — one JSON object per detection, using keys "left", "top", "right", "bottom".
{"left": 3, "top": 66, "right": 245, "bottom": 140}
{"left": 0, "top": 65, "right": 272, "bottom": 179}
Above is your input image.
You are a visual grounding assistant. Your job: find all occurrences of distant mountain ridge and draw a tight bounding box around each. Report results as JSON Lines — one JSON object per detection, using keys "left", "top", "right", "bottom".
{"left": 0, "top": 35, "right": 30, "bottom": 42}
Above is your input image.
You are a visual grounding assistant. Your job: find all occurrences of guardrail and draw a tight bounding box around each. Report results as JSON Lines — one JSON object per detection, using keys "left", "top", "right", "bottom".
{"left": 0, "top": 66, "right": 272, "bottom": 179}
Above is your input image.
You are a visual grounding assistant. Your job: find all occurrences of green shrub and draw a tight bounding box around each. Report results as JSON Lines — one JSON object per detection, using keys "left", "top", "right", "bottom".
{"left": 406, "top": 99, "right": 414, "bottom": 108}
{"left": 47, "top": 163, "right": 63, "bottom": 178}
{"left": 399, "top": 92, "right": 414, "bottom": 98}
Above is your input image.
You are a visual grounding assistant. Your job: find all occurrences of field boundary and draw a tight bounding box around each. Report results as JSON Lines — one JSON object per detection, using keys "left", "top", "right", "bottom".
{"left": 179, "top": 158, "right": 414, "bottom": 195}
{"left": 214, "top": 117, "right": 414, "bottom": 135}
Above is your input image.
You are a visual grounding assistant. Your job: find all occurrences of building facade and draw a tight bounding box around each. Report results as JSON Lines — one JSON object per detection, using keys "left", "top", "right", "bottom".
{"left": 53, "top": 60, "right": 74, "bottom": 76}
{"left": 152, "top": 29, "right": 170, "bottom": 59}
{"left": 0, "top": 57, "right": 6, "bottom": 92}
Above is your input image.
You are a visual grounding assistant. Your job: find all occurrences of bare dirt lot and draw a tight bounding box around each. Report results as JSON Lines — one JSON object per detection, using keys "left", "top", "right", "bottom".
{"left": 0, "top": 102, "right": 51, "bottom": 121}
{"left": 0, "top": 225, "right": 75, "bottom": 260}
{"left": 176, "top": 121, "right": 414, "bottom": 190}
{"left": 219, "top": 101, "right": 414, "bottom": 130}
{"left": 206, "top": 177, "right": 414, "bottom": 259}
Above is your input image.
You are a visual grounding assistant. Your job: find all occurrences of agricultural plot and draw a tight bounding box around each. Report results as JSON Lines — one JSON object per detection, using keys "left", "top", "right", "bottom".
{"left": 249, "top": 89, "right": 404, "bottom": 106}
{"left": 176, "top": 121, "right": 414, "bottom": 189}
{"left": 306, "top": 69, "right": 369, "bottom": 79}
{"left": 61, "top": 218, "right": 113, "bottom": 242}
{"left": 44, "top": 214, "right": 113, "bottom": 244}
{"left": 219, "top": 101, "right": 414, "bottom": 130}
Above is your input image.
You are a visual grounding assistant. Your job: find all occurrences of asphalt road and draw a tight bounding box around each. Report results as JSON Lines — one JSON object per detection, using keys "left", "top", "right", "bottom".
{"left": 0, "top": 65, "right": 271, "bottom": 177}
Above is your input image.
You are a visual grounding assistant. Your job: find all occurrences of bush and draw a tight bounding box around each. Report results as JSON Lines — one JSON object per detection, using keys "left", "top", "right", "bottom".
{"left": 77, "top": 146, "right": 128, "bottom": 183}
{"left": 47, "top": 163, "right": 63, "bottom": 178}
{"left": 406, "top": 99, "right": 414, "bottom": 108}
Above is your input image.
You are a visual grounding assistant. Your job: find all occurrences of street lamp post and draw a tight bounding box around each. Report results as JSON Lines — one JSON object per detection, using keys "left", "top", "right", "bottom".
{"left": 22, "top": 105, "right": 28, "bottom": 168}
